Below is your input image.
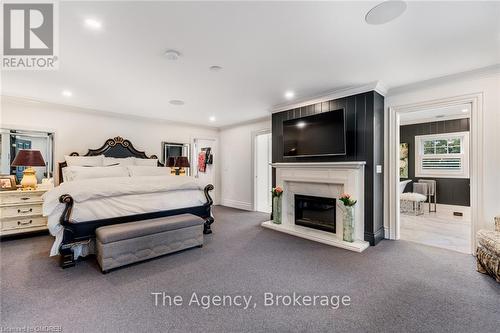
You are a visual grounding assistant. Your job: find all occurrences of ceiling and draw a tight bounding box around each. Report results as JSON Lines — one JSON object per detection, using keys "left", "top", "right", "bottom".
{"left": 399, "top": 104, "right": 470, "bottom": 125}
{"left": 2, "top": 1, "right": 499, "bottom": 127}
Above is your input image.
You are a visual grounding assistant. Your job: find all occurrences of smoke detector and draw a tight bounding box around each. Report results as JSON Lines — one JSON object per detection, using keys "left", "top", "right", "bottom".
{"left": 164, "top": 50, "right": 181, "bottom": 60}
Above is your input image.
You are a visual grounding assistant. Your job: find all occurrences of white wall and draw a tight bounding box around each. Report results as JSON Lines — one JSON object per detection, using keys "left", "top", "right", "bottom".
{"left": 219, "top": 118, "right": 271, "bottom": 211}
{"left": 385, "top": 72, "right": 500, "bottom": 230}
{"left": 0, "top": 97, "right": 220, "bottom": 200}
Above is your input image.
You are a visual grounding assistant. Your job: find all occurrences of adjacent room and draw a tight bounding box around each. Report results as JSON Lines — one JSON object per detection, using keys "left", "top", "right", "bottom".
{"left": 1, "top": 1, "right": 499, "bottom": 332}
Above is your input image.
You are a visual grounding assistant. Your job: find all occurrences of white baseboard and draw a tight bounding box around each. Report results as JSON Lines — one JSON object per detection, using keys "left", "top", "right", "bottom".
{"left": 221, "top": 198, "right": 253, "bottom": 211}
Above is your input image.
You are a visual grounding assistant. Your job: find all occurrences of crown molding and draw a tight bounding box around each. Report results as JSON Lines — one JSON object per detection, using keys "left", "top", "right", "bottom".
{"left": 387, "top": 64, "right": 500, "bottom": 96}
{"left": 271, "top": 81, "right": 387, "bottom": 114}
{"left": 217, "top": 115, "right": 271, "bottom": 131}
{"left": 1, "top": 95, "right": 219, "bottom": 131}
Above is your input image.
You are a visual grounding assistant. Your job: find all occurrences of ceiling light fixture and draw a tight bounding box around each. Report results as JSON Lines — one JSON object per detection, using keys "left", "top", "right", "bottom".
{"left": 169, "top": 99, "right": 185, "bottom": 106}
{"left": 365, "top": 1, "right": 407, "bottom": 25}
{"left": 461, "top": 109, "right": 469, "bottom": 113}
{"left": 84, "top": 18, "right": 102, "bottom": 30}
{"left": 296, "top": 121, "right": 306, "bottom": 129}
{"left": 285, "top": 91, "right": 295, "bottom": 99}
{"left": 164, "top": 50, "right": 181, "bottom": 60}
{"left": 62, "top": 90, "right": 72, "bottom": 97}
{"left": 209, "top": 65, "right": 223, "bottom": 72}
{"left": 209, "top": 116, "right": 216, "bottom": 122}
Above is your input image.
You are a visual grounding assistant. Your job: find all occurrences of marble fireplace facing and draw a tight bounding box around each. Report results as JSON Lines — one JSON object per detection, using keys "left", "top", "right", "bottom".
{"left": 261, "top": 162, "right": 369, "bottom": 252}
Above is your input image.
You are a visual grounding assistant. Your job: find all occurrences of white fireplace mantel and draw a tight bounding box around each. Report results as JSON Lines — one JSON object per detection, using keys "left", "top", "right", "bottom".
{"left": 261, "top": 161, "right": 369, "bottom": 252}
{"left": 271, "top": 162, "right": 366, "bottom": 169}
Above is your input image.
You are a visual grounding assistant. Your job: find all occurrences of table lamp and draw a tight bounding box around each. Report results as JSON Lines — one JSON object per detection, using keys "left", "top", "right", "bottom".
{"left": 174, "top": 156, "right": 190, "bottom": 176}
{"left": 166, "top": 157, "right": 177, "bottom": 175}
{"left": 11, "top": 149, "right": 46, "bottom": 190}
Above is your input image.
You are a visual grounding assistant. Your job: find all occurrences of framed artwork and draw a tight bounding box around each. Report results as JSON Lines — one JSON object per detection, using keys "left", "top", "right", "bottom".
{"left": 400, "top": 143, "right": 409, "bottom": 178}
{"left": 0, "top": 175, "right": 17, "bottom": 191}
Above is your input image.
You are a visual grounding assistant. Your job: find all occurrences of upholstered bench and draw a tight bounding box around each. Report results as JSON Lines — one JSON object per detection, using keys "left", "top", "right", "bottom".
{"left": 400, "top": 192, "right": 427, "bottom": 216}
{"left": 476, "top": 216, "right": 500, "bottom": 282}
{"left": 96, "top": 214, "right": 204, "bottom": 273}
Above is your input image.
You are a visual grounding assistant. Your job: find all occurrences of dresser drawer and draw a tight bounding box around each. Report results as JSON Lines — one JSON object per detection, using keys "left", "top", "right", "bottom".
{"left": 0, "top": 204, "right": 43, "bottom": 219}
{"left": 0, "top": 191, "right": 44, "bottom": 205}
{"left": 1, "top": 216, "right": 47, "bottom": 232}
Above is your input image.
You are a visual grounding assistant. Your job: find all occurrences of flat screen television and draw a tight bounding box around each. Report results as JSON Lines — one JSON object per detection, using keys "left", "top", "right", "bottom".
{"left": 283, "top": 109, "right": 346, "bottom": 157}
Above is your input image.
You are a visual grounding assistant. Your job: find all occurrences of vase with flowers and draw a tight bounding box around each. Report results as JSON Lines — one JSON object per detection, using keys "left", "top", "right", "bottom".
{"left": 339, "top": 193, "right": 357, "bottom": 242}
{"left": 271, "top": 187, "right": 284, "bottom": 224}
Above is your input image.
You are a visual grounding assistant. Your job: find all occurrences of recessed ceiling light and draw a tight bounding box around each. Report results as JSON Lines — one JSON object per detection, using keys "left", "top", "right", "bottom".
{"left": 209, "top": 116, "right": 216, "bottom": 122}
{"left": 84, "top": 18, "right": 102, "bottom": 30}
{"left": 365, "top": 1, "right": 407, "bottom": 25}
{"left": 209, "top": 65, "right": 223, "bottom": 72}
{"left": 285, "top": 91, "right": 295, "bottom": 99}
{"left": 164, "top": 50, "right": 181, "bottom": 60}
{"left": 296, "top": 121, "right": 306, "bottom": 129}
{"left": 461, "top": 109, "right": 469, "bottom": 113}
{"left": 62, "top": 90, "right": 72, "bottom": 97}
{"left": 169, "top": 99, "right": 185, "bottom": 106}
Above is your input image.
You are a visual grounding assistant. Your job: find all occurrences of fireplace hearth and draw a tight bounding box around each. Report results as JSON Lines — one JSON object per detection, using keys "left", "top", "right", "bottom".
{"left": 294, "top": 194, "right": 336, "bottom": 233}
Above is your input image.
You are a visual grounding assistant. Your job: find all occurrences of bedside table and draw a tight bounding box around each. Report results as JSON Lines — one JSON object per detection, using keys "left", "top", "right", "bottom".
{"left": 0, "top": 188, "right": 48, "bottom": 236}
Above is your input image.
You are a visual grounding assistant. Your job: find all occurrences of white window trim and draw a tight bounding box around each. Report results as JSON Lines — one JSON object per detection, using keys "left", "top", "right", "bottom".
{"left": 414, "top": 131, "right": 469, "bottom": 179}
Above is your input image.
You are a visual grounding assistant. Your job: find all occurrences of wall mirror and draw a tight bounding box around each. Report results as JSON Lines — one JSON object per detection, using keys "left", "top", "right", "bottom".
{"left": 162, "top": 142, "right": 191, "bottom": 176}
{"left": 0, "top": 128, "right": 54, "bottom": 184}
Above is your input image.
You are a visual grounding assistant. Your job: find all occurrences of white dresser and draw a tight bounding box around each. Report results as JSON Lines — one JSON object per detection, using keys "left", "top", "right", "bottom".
{"left": 0, "top": 189, "right": 48, "bottom": 236}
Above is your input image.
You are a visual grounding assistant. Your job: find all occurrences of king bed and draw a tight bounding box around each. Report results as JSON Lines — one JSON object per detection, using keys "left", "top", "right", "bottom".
{"left": 44, "top": 137, "right": 214, "bottom": 268}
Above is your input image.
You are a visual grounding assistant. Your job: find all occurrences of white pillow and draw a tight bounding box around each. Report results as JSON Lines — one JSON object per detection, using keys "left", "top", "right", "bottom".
{"left": 127, "top": 166, "right": 171, "bottom": 177}
{"left": 134, "top": 158, "right": 158, "bottom": 167}
{"left": 103, "top": 157, "right": 136, "bottom": 166}
{"left": 63, "top": 166, "right": 129, "bottom": 182}
{"left": 65, "top": 155, "right": 104, "bottom": 167}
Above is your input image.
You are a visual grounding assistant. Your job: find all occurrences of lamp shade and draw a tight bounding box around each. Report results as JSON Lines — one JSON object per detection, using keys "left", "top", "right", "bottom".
{"left": 166, "top": 157, "right": 176, "bottom": 167}
{"left": 11, "top": 149, "right": 46, "bottom": 167}
{"left": 174, "top": 156, "right": 190, "bottom": 168}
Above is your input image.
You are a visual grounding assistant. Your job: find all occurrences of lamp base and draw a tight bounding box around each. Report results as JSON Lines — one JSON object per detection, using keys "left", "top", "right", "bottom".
{"left": 20, "top": 167, "right": 38, "bottom": 191}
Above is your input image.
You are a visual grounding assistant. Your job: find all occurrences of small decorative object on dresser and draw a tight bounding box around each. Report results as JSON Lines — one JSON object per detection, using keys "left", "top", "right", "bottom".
{"left": 339, "top": 193, "right": 357, "bottom": 243}
{"left": 0, "top": 188, "right": 48, "bottom": 236}
{"left": 0, "top": 175, "right": 17, "bottom": 191}
{"left": 272, "top": 187, "right": 283, "bottom": 224}
{"left": 11, "top": 149, "right": 46, "bottom": 190}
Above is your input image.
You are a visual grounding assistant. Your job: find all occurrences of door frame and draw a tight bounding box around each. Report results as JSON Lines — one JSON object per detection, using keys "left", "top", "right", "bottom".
{"left": 251, "top": 129, "right": 272, "bottom": 212}
{"left": 388, "top": 93, "right": 483, "bottom": 254}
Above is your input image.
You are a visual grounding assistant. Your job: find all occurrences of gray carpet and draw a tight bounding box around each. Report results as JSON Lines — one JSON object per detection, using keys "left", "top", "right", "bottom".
{"left": 1, "top": 206, "right": 499, "bottom": 333}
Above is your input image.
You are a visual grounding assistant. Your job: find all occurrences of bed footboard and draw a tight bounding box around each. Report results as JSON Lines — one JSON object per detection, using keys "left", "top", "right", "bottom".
{"left": 57, "top": 184, "right": 215, "bottom": 268}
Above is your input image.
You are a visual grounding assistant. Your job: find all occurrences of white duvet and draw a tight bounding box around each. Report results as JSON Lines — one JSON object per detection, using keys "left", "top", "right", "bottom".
{"left": 43, "top": 176, "right": 209, "bottom": 257}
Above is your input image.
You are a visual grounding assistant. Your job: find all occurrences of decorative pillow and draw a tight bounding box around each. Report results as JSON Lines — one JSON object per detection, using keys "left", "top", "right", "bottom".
{"left": 65, "top": 155, "right": 104, "bottom": 167}
{"left": 103, "top": 157, "right": 136, "bottom": 166}
{"left": 127, "top": 166, "right": 171, "bottom": 177}
{"left": 63, "top": 166, "right": 129, "bottom": 182}
{"left": 134, "top": 158, "right": 158, "bottom": 167}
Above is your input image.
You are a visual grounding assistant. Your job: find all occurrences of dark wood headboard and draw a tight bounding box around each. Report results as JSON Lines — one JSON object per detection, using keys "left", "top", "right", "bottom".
{"left": 58, "top": 136, "right": 163, "bottom": 183}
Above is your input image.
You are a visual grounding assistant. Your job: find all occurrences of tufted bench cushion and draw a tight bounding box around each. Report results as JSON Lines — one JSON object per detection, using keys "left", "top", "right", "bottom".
{"left": 96, "top": 214, "right": 204, "bottom": 272}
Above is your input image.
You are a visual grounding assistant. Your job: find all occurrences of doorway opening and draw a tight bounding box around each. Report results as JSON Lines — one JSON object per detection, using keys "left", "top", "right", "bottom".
{"left": 253, "top": 130, "right": 272, "bottom": 213}
{"left": 389, "top": 93, "right": 483, "bottom": 255}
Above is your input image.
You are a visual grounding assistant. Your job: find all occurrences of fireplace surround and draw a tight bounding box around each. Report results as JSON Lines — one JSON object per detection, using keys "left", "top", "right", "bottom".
{"left": 261, "top": 162, "right": 369, "bottom": 252}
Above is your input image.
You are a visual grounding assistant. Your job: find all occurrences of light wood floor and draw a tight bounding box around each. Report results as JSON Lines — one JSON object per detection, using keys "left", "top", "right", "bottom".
{"left": 400, "top": 209, "right": 471, "bottom": 254}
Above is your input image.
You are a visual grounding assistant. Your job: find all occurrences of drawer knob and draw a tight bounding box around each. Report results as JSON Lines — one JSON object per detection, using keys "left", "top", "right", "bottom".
{"left": 18, "top": 220, "right": 33, "bottom": 226}
{"left": 18, "top": 208, "right": 33, "bottom": 214}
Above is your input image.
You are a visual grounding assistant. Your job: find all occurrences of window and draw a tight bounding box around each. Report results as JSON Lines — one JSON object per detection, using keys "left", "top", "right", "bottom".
{"left": 415, "top": 132, "right": 469, "bottom": 178}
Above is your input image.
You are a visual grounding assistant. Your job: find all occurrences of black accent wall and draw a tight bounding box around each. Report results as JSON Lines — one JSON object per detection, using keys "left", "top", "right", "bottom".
{"left": 400, "top": 118, "right": 470, "bottom": 206}
{"left": 272, "top": 91, "right": 385, "bottom": 245}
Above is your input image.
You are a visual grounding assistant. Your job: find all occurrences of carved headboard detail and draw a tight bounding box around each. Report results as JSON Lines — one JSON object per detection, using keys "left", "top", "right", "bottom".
{"left": 58, "top": 136, "right": 163, "bottom": 183}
